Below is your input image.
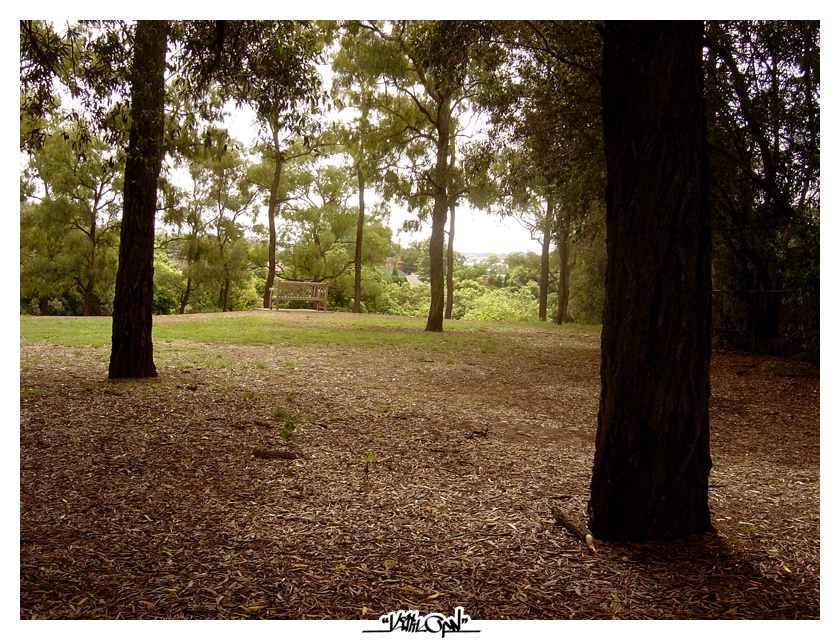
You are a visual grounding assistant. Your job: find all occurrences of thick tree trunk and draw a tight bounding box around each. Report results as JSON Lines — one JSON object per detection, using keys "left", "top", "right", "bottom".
{"left": 108, "top": 20, "right": 168, "bottom": 379}
{"left": 445, "top": 202, "right": 455, "bottom": 320}
{"left": 588, "top": 21, "right": 713, "bottom": 541}
{"left": 425, "top": 96, "right": 451, "bottom": 333}
{"left": 539, "top": 199, "right": 553, "bottom": 322}
{"left": 353, "top": 167, "right": 365, "bottom": 313}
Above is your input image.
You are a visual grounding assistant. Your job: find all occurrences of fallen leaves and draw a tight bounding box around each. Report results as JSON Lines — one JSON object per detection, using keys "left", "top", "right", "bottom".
{"left": 20, "top": 314, "right": 819, "bottom": 619}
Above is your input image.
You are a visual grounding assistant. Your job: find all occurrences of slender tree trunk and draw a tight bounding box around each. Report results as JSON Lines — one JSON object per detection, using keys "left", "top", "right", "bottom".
{"left": 588, "top": 21, "right": 713, "bottom": 541}
{"left": 262, "top": 126, "right": 283, "bottom": 309}
{"left": 39, "top": 296, "right": 49, "bottom": 316}
{"left": 353, "top": 166, "right": 365, "bottom": 313}
{"left": 179, "top": 277, "right": 192, "bottom": 315}
{"left": 445, "top": 201, "right": 455, "bottom": 320}
{"left": 555, "top": 203, "right": 570, "bottom": 325}
{"left": 539, "top": 199, "right": 553, "bottom": 322}
{"left": 425, "top": 95, "right": 451, "bottom": 333}
{"left": 108, "top": 20, "right": 168, "bottom": 379}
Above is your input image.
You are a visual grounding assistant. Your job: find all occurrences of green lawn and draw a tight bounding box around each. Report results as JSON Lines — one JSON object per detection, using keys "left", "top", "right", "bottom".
{"left": 20, "top": 311, "right": 600, "bottom": 362}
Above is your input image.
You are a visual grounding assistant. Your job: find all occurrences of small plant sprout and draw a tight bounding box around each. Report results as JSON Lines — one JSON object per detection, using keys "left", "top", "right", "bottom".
{"left": 363, "top": 452, "right": 374, "bottom": 474}
{"left": 281, "top": 420, "right": 296, "bottom": 440}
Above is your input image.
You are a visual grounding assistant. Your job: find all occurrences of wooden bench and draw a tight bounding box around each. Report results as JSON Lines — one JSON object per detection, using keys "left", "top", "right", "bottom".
{"left": 268, "top": 281, "right": 329, "bottom": 312}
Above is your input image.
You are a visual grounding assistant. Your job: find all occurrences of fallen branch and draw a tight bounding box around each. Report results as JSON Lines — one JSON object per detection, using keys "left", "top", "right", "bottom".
{"left": 252, "top": 448, "right": 299, "bottom": 460}
{"left": 550, "top": 504, "right": 597, "bottom": 554}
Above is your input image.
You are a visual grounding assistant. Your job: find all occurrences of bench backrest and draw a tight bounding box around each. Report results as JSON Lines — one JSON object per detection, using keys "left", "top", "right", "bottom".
{"left": 274, "top": 281, "right": 328, "bottom": 300}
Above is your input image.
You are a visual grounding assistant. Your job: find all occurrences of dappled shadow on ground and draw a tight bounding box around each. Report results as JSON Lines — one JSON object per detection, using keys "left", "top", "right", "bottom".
{"left": 20, "top": 314, "right": 818, "bottom": 619}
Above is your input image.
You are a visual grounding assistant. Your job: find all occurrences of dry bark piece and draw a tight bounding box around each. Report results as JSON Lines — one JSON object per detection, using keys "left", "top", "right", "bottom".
{"left": 550, "top": 504, "right": 597, "bottom": 554}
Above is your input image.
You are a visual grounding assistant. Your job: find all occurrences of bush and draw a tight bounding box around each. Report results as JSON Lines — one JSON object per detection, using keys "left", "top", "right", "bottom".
{"left": 461, "top": 288, "right": 539, "bottom": 322}
{"left": 382, "top": 280, "right": 431, "bottom": 317}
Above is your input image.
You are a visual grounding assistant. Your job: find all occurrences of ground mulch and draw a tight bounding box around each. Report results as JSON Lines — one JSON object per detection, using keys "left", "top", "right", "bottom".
{"left": 19, "top": 312, "right": 820, "bottom": 619}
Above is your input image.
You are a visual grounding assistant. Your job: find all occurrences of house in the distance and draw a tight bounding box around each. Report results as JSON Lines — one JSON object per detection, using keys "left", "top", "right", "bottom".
{"left": 380, "top": 257, "right": 423, "bottom": 286}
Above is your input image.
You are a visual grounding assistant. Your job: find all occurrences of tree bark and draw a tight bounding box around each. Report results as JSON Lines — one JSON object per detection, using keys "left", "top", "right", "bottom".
{"left": 353, "top": 166, "right": 365, "bottom": 313}
{"left": 425, "top": 94, "right": 451, "bottom": 333}
{"left": 555, "top": 202, "right": 570, "bottom": 325}
{"left": 445, "top": 201, "right": 455, "bottom": 320}
{"left": 262, "top": 125, "right": 283, "bottom": 309}
{"left": 108, "top": 20, "right": 168, "bottom": 379}
{"left": 179, "top": 276, "right": 193, "bottom": 315}
{"left": 539, "top": 199, "right": 552, "bottom": 322}
{"left": 588, "top": 21, "right": 714, "bottom": 541}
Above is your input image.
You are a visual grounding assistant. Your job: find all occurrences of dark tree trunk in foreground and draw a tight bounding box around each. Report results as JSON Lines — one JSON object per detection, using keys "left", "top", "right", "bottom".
{"left": 108, "top": 21, "right": 168, "bottom": 379}
{"left": 588, "top": 21, "right": 714, "bottom": 541}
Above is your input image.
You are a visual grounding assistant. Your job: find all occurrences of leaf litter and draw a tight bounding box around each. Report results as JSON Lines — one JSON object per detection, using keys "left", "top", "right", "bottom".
{"left": 20, "top": 312, "right": 819, "bottom": 619}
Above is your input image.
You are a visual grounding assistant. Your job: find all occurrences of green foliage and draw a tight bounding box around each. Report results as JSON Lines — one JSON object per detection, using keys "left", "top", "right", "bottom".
{"left": 780, "top": 214, "right": 819, "bottom": 359}
{"left": 567, "top": 238, "right": 607, "bottom": 325}
{"left": 281, "top": 421, "right": 297, "bottom": 440}
{"left": 20, "top": 127, "right": 122, "bottom": 315}
{"left": 705, "top": 21, "right": 819, "bottom": 353}
{"left": 461, "top": 288, "right": 539, "bottom": 323}
{"left": 381, "top": 281, "right": 432, "bottom": 317}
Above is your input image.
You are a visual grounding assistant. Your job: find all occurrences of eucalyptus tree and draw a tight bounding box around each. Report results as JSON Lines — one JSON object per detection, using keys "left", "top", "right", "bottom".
{"left": 474, "top": 20, "right": 605, "bottom": 325}
{"left": 249, "top": 130, "right": 336, "bottom": 307}
{"left": 22, "top": 126, "right": 123, "bottom": 315}
{"left": 470, "top": 142, "right": 558, "bottom": 321}
{"left": 197, "top": 132, "right": 259, "bottom": 311}
{"left": 277, "top": 162, "right": 391, "bottom": 287}
{"left": 340, "top": 20, "right": 501, "bottom": 332}
{"left": 332, "top": 32, "right": 413, "bottom": 313}
{"left": 218, "top": 21, "right": 328, "bottom": 308}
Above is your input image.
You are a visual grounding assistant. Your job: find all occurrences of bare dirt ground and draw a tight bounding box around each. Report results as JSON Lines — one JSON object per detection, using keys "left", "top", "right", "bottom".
{"left": 20, "top": 312, "right": 820, "bottom": 619}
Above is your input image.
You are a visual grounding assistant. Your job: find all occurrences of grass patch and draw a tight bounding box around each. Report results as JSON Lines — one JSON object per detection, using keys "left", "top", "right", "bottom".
{"left": 21, "top": 311, "right": 597, "bottom": 364}
{"left": 20, "top": 316, "right": 112, "bottom": 347}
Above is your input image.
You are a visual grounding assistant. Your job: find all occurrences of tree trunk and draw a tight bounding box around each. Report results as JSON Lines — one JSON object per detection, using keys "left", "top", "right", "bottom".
{"left": 539, "top": 199, "right": 553, "bottom": 322}
{"left": 179, "top": 277, "right": 192, "bottom": 315}
{"left": 555, "top": 203, "right": 570, "bottom": 325}
{"left": 108, "top": 20, "right": 168, "bottom": 379}
{"left": 353, "top": 166, "right": 365, "bottom": 313}
{"left": 222, "top": 278, "right": 231, "bottom": 312}
{"left": 83, "top": 280, "right": 94, "bottom": 316}
{"left": 425, "top": 95, "right": 451, "bottom": 333}
{"left": 588, "top": 21, "right": 713, "bottom": 541}
{"left": 262, "top": 126, "right": 283, "bottom": 309}
{"left": 445, "top": 201, "right": 455, "bottom": 320}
